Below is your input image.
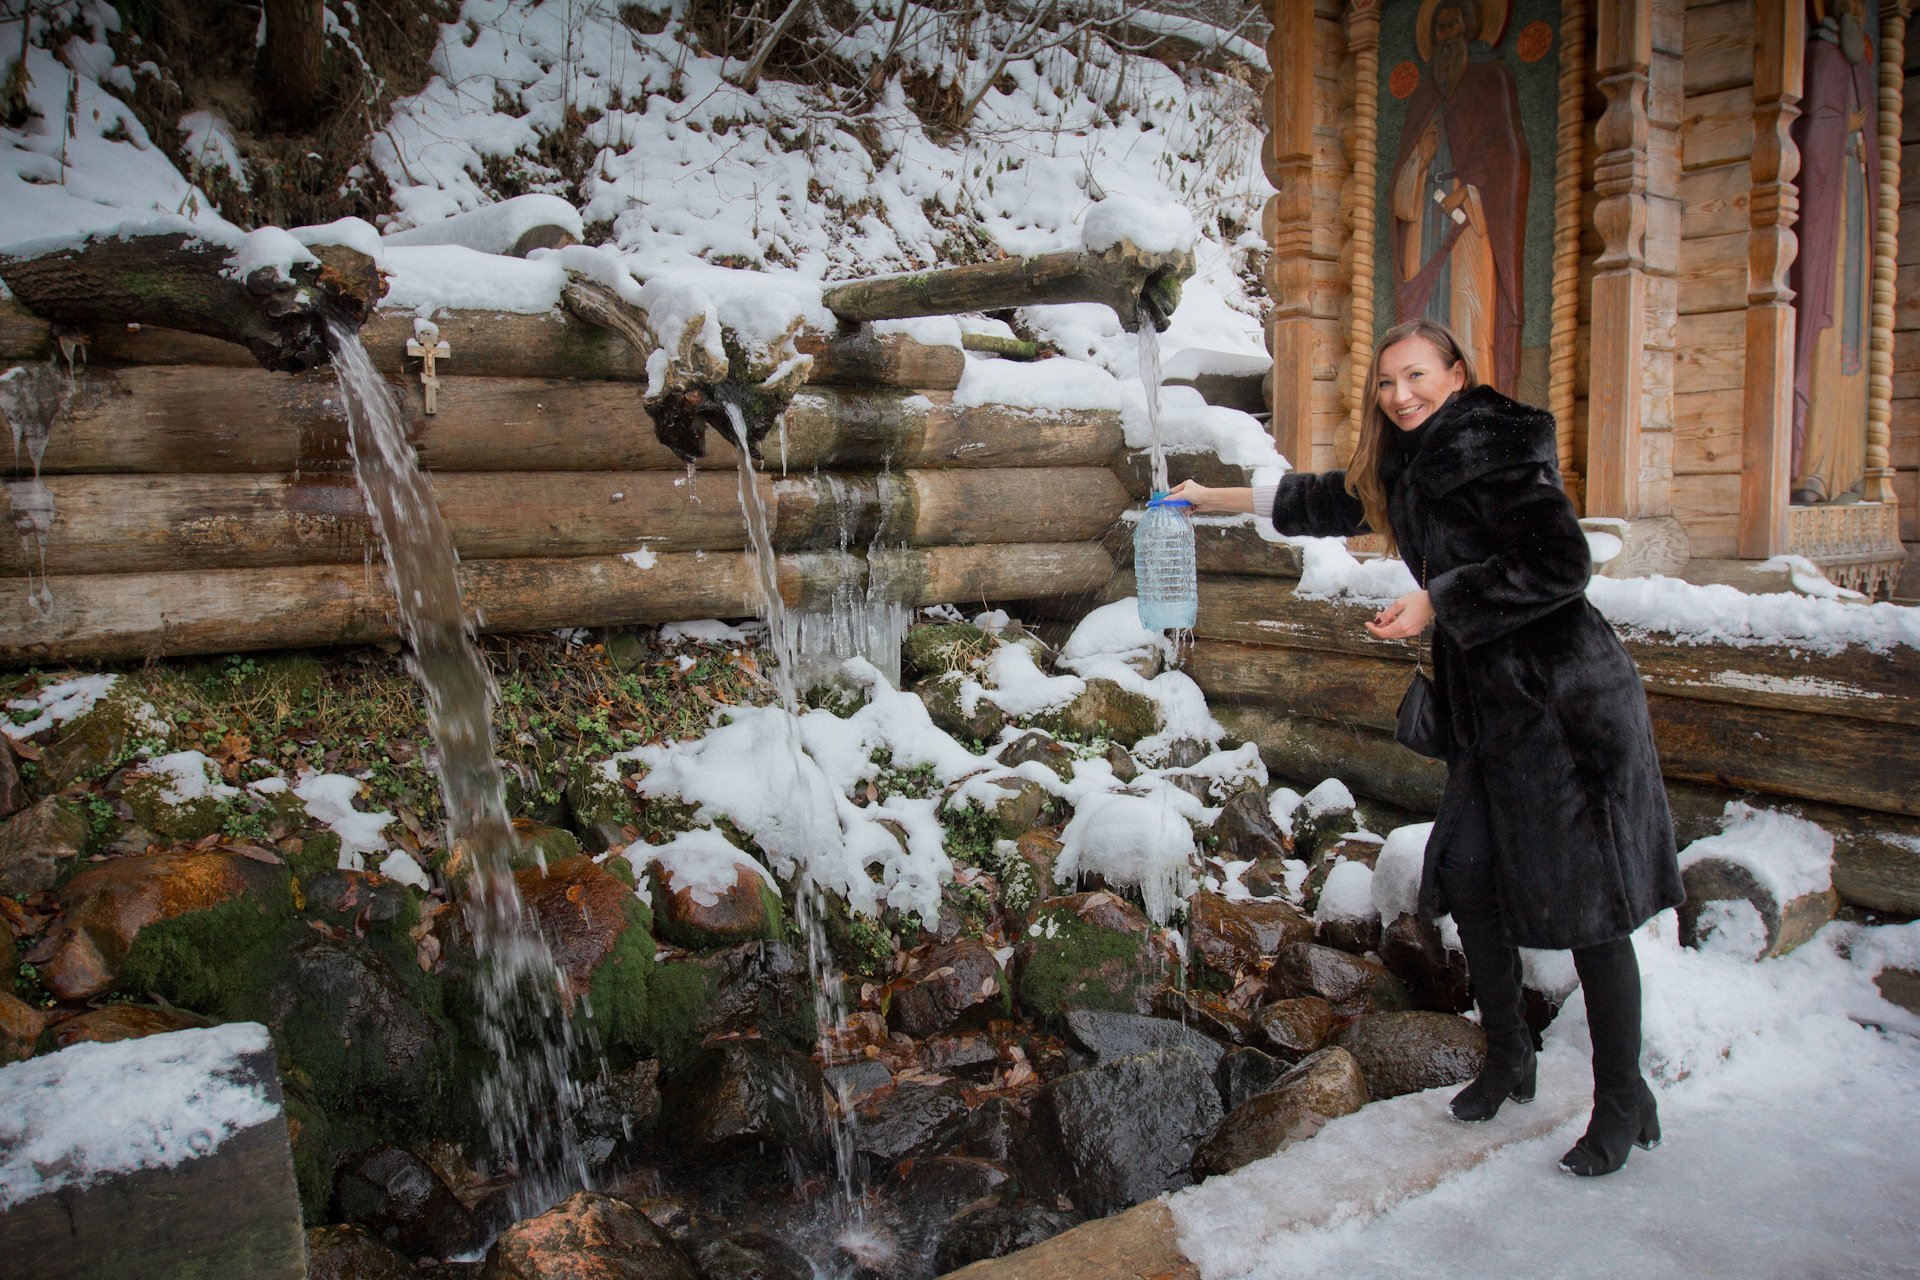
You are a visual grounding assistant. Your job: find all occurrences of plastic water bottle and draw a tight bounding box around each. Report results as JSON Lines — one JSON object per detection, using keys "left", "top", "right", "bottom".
{"left": 1134, "top": 491, "right": 1197, "bottom": 631}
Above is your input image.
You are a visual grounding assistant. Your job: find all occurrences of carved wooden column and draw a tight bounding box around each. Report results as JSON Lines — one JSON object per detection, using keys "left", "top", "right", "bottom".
{"left": 1865, "top": 0, "right": 1908, "bottom": 505}
{"left": 1550, "top": 0, "right": 1590, "bottom": 504}
{"left": 1738, "top": 0, "right": 1804, "bottom": 557}
{"left": 1587, "top": 0, "right": 1654, "bottom": 518}
{"left": 1263, "top": 0, "right": 1319, "bottom": 468}
{"left": 1344, "top": 0, "right": 1383, "bottom": 454}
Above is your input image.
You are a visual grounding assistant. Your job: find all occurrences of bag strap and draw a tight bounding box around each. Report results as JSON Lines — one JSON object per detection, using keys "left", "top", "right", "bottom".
{"left": 1415, "top": 555, "right": 1430, "bottom": 677}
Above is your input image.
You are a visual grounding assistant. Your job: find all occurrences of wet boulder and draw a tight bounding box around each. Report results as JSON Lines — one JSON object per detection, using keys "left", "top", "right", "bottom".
{"left": 639, "top": 849, "right": 782, "bottom": 951}
{"left": 853, "top": 1082, "right": 971, "bottom": 1174}
{"left": 0, "top": 797, "right": 88, "bottom": 898}
{"left": 1312, "top": 859, "right": 1382, "bottom": 956}
{"left": 0, "top": 991, "right": 46, "bottom": 1065}
{"left": 955, "top": 1095, "right": 1031, "bottom": 1162}
{"left": 35, "top": 848, "right": 290, "bottom": 1001}
{"left": 1014, "top": 892, "right": 1176, "bottom": 1021}
{"left": 515, "top": 855, "right": 655, "bottom": 1051}
{"left": 1378, "top": 913, "right": 1471, "bottom": 1013}
{"left": 267, "top": 933, "right": 446, "bottom": 1121}
{"left": 934, "top": 1197, "right": 1082, "bottom": 1273}
{"left": 921, "top": 1030, "right": 1001, "bottom": 1076}
{"left": 1211, "top": 788, "right": 1290, "bottom": 864}
{"left": 40, "top": 1003, "right": 214, "bottom": 1051}
{"left": 663, "top": 1039, "right": 828, "bottom": 1163}
{"left": 1047, "top": 678, "right": 1159, "bottom": 747}
{"left": 686, "top": 1231, "right": 812, "bottom": 1280}
{"left": 1286, "top": 783, "right": 1365, "bottom": 862}
{"left": 916, "top": 672, "right": 1005, "bottom": 744}
{"left": 335, "top": 1144, "right": 486, "bottom": 1260}
{"left": 1064, "top": 1008, "right": 1226, "bottom": 1076}
{"left": 1188, "top": 892, "right": 1313, "bottom": 983}
{"left": 643, "top": 938, "right": 815, "bottom": 1064}
{"left": 997, "top": 730, "right": 1077, "bottom": 780}
{"left": 896, "top": 1154, "right": 1012, "bottom": 1222}
{"left": 305, "top": 1224, "right": 418, "bottom": 1280}
{"left": 1032, "top": 1045, "right": 1223, "bottom": 1217}
{"left": 482, "top": 1190, "right": 699, "bottom": 1280}
{"left": 1331, "top": 1010, "right": 1486, "bottom": 1101}
{"left": 1300, "top": 836, "right": 1385, "bottom": 912}
{"left": 1191, "top": 1046, "right": 1370, "bottom": 1178}
{"left": 824, "top": 1058, "right": 894, "bottom": 1108}
{"left": 887, "top": 937, "right": 1009, "bottom": 1038}
{"left": 1268, "top": 942, "right": 1410, "bottom": 1016}
{"left": 302, "top": 869, "right": 419, "bottom": 932}
{"left": 1253, "top": 995, "right": 1336, "bottom": 1062}
{"left": 1217, "top": 1045, "right": 1290, "bottom": 1112}
{"left": 1154, "top": 986, "right": 1258, "bottom": 1047}
{"left": 576, "top": 1060, "right": 664, "bottom": 1168}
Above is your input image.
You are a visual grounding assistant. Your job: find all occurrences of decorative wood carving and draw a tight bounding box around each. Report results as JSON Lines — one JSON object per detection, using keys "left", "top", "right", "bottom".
{"left": 1787, "top": 502, "right": 1906, "bottom": 596}
{"left": 1344, "top": 0, "right": 1383, "bottom": 457}
{"left": 1550, "top": 0, "right": 1590, "bottom": 507}
{"left": 1737, "top": 0, "right": 1804, "bottom": 557}
{"left": 1865, "top": 0, "right": 1907, "bottom": 505}
{"left": 1264, "top": 0, "right": 1319, "bottom": 470}
{"left": 1586, "top": 0, "right": 1653, "bottom": 517}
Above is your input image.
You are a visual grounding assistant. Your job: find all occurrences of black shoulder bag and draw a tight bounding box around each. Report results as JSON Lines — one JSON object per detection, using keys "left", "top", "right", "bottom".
{"left": 1394, "top": 556, "right": 1448, "bottom": 759}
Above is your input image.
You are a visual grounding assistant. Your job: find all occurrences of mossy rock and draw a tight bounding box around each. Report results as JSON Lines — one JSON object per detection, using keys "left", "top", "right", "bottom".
{"left": 1045, "top": 678, "right": 1159, "bottom": 747}
{"left": 114, "top": 870, "right": 300, "bottom": 1015}
{"left": 38, "top": 688, "right": 167, "bottom": 789}
{"left": 902, "top": 623, "right": 996, "bottom": 682}
{"left": 123, "top": 772, "right": 237, "bottom": 842}
{"left": 512, "top": 817, "right": 583, "bottom": 871}
{"left": 585, "top": 895, "right": 658, "bottom": 1061}
{"left": 285, "top": 828, "right": 345, "bottom": 880}
{"left": 1013, "top": 893, "right": 1172, "bottom": 1022}
{"left": 917, "top": 671, "right": 1005, "bottom": 746}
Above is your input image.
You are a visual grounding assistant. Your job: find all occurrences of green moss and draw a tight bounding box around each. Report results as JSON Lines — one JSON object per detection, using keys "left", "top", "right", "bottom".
{"left": 116, "top": 881, "right": 296, "bottom": 1015}
{"left": 602, "top": 853, "right": 637, "bottom": 887}
{"left": 639, "top": 957, "right": 717, "bottom": 1071}
{"left": 941, "top": 802, "right": 1000, "bottom": 866}
{"left": 285, "top": 830, "right": 342, "bottom": 881}
{"left": 1015, "top": 910, "right": 1164, "bottom": 1023}
{"left": 585, "top": 897, "right": 657, "bottom": 1060}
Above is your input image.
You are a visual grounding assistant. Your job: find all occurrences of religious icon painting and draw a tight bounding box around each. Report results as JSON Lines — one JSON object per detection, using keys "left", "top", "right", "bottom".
{"left": 1373, "top": 0, "right": 1564, "bottom": 405}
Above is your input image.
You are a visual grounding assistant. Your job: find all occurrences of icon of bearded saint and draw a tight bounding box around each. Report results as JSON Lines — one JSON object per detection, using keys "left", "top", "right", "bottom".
{"left": 1388, "top": 0, "right": 1530, "bottom": 396}
{"left": 1789, "top": 0, "right": 1877, "bottom": 506}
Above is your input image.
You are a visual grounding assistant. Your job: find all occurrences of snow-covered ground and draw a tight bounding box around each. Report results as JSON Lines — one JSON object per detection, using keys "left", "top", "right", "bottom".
{"left": 1174, "top": 914, "right": 1920, "bottom": 1280}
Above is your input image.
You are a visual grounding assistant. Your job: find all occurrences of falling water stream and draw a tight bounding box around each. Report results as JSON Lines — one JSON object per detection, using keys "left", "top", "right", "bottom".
{"left": 327, "top": 322, "right": 592, "bottom": 1219}
{"left": 1138, "top": 303, "right": 1169, "bottom": 496}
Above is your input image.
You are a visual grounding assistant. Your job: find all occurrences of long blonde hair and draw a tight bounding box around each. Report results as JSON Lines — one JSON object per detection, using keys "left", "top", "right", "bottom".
{"left": 1345, "top": 319, "right": 1478, "bottom": 557}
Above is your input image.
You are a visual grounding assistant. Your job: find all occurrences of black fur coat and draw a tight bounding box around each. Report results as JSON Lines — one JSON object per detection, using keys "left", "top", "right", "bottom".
{"left": 1270, "top": 385, "right": 1684, "bottom": 949}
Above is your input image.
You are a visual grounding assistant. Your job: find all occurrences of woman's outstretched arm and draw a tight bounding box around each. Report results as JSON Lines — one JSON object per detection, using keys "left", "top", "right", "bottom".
{"left": 1168, "top": 472, "right": 1369, "bottom": 539}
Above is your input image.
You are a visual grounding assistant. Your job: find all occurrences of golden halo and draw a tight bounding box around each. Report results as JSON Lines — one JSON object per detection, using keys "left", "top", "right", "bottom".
{"left": 1415, "top": 0, "right": 1513, "bottom": 60}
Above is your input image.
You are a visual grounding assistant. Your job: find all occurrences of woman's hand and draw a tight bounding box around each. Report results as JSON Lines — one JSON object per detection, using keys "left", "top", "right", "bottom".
{"left": 1366, "top": 589, "right": 1434, "bottom": 640}
{"left": 1165, "top": 480, "right": 1253, "bottom": 514}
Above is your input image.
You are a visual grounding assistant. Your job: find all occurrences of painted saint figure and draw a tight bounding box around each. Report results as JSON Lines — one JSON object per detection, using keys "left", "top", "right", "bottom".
{"left": 1789, "top": 0, "right": 1877, "bottom": 506}
{"left": 1388, "top": 0, "right": 1530, "bottom": 395}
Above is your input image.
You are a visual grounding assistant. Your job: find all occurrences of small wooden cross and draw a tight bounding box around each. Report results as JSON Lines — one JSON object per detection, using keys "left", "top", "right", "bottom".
{"left": 405, "top": 325, "right": 452, "bottom": 414}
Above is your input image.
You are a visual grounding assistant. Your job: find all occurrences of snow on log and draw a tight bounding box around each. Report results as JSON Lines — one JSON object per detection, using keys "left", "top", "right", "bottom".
{"left": 1677, "top": 803, "right": 1840, "bottom": 960}
{"left": 0, "top": 1023, "right": 303, "bottom": 1280}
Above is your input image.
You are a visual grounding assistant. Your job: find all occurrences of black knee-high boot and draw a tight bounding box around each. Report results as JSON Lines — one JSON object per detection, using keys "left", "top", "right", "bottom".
{"left": 1560, "top": 936, "right": 1660, "bottom": 1176}
{"left": 1440, "top": 862, "right": 1536, "bottom": 1122}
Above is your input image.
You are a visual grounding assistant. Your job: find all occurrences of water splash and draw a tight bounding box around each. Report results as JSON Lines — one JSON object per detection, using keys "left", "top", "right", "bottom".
{"left": 2, "top": 362, "right": 75, "bottom": 616}
{"left": 1138, "top": 302, "right": 1168, "bottom": 495}
{"left": 326, "top": 321, "right": 591, "bottom": 1217}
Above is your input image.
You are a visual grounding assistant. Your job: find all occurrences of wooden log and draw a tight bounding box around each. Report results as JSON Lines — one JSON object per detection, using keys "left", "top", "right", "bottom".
{"left": 1666, "top": 779, "right": 1920, "bottom": 918}
{"left": 821, "top": 242, "right": 1194, "bottom": 333}
{"left": 0, "top": 1024, "right": 304, "bottom": 1280}
{"left": 1213, "top": 703, "right": 1449, "bottom": 814}
{"left": 1114, "top": 451, "right": 1254, "bottom": 500}
{"left": 0, "top": 296, "right": 52, "bottom": 361}
{"left": 794, "top": 327, "right": 965, "bottom": 390}
{"left": 7, "top": 367, "right": 1121, "bottom": 477}
{"left": 1677, "top": 855, "right": 1839, "bottom": 959}
{"left": 0, "top": 543, "right": 1115, "bottom": 664}
{"left": 1185, "top": 638, "right": 1410, "bottom": 732}
{"left": 1191, "top": 525, "right": 1306, "bottom": 578}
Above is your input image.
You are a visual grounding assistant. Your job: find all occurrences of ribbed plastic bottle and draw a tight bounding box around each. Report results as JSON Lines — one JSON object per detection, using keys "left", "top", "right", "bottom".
{"left": 1134, "top": 491, "right": 1197, "bottom": 631}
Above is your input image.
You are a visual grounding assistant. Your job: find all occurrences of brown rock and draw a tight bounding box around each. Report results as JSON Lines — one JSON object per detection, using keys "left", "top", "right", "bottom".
{"left": 1252, "top": 996, "right": 1335, "bottom": 1061}
{"left": 1378, "top": 913, "right": 1471, "bottom": 1013}
{"left": 0, "top": 736, "right": 27, "bottom": 821}
{"left": 888, "top": 937, "right": 1008, "bottom": 1038}
{"left": 1013, "top": 892, "right": 1176, "bottom": 1021}
{"left": 1268, "top": 942, "right": 1410, "bottom": 1017}
{"left": 0, "top": 797, "right": 89, "bottom": 899}
{"left": 997, "top": 731, "right": 1077, "bottom": 779}
{"left": 0, "top": 990, "right": 46, "bottom": 1065}
{"left": 514, "top": 856, "right": 642, "bottom": 999}
{"left": 1212, "top": 789, "right": 1289, "bottom": 863}
{"left": 482, "top": 1190, "right": 699, "bottom": 1280}
{"left": 1191, "top": 1046, "right": 1370, "bottom": 1177}
{"left": 644, "top": 859, "right": 777, "bottom": 950}
{"left": 305, "top": 1224, "right": 417, "bottom": 1280}
{"left": 1049, "top": 678, "right": 1159, "bottom": 746}
{"left": 1188, "top": 893, "right": 1313, "bottom": 980}
{"left": 1314, "top": 912, "right": 1381, "bottom": 957}
{"left": 38, "top": 849, "right": 288, "bottom": 1001}
{"left": 42, "top": 1003, "right": 214, "bottom": 1050}
{"left": 1331, "top": 1010, "right": 1486, "bottom": 1100}
{"left": 1877, "top": 967, "right": 1920, "bottom": 1017}
{"left": 1154, "top": 986, "right": 1258, "bottom": 1047}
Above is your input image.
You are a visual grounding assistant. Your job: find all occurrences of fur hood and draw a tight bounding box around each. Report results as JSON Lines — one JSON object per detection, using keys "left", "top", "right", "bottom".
{"left": 1408, "top": 385, "right": 1559, "bottom": 498}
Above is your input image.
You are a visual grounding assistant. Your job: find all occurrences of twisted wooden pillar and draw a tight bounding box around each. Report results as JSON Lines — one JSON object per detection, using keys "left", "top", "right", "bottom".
{"left": 1550, "top": 0, "right": 1589, "bottom": 506}
{"left": 1737, "top": 0, "right": 1804, "bottom": 557}
{"left": 1263, "top": 0, "right": 1319, "bottom": 469}
{"left": 1586, "top": 0, "right": 1653, "bottom": 518}
{"left": 1343, "top": 0, "right": 1382, "bottom": 457}
{"left": 1865, "top": 0, "right": 1908, "bottom": 506}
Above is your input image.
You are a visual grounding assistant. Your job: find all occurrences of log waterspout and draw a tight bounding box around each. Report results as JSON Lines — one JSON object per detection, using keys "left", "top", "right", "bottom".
{"left": 820, "top": 237, "right": 1194, "bottom": 333}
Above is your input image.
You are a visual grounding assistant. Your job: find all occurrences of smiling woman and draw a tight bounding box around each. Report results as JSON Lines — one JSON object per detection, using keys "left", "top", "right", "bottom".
{"left": 1169, "top": 317, "right": 1684, "bottom": 1180}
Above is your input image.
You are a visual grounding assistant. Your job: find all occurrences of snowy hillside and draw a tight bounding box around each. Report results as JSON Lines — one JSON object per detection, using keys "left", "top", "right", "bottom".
{"left": 0, "top": 0, "right": 1274, "bottom": 378}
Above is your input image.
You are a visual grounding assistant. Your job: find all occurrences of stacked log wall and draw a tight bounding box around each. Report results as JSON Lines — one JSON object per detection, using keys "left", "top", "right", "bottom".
{"left": 0, "top": 303, "right": 1127, "bottom": 663}
{"left": 1673, "top": 0, "right": 1758, "bottom": 556}
{"left": 1155, "top": 527, "right": 1920, "bottom": 915}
